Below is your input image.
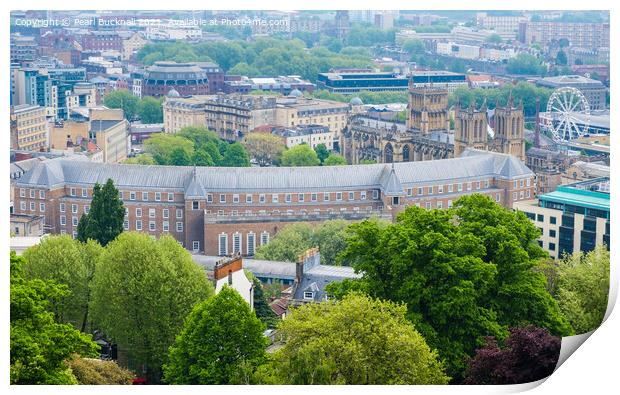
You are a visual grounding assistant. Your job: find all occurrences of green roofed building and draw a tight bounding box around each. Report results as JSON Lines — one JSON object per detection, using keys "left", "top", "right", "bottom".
{"left": 514, "top": 177, "right": 609, "bottom": 259}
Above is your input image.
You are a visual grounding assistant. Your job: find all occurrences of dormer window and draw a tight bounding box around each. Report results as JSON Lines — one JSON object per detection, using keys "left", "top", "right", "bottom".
{"left": 304, "top": 291, "right": 314, "bottom": 300}
{"left": 192, "top": 201, "right": 199, "bottom": 210}
{"left": 392, "top": 196, "right": 400, "bottom": 205}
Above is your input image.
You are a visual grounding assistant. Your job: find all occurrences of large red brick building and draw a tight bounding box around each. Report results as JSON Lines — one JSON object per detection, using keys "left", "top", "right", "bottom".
{"left": 13, "top": 149, "right": 536, "bottom": 256}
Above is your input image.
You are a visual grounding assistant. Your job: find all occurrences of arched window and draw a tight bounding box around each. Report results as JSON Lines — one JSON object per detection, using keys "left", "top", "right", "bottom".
{"left": 403, "top": 145, "right": 410, "bottom": 162}
{"left": 384, "top": 143, "right": 393, "bottom": 163}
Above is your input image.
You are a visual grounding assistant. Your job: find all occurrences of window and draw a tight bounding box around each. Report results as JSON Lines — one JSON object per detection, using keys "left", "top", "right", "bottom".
{"left": 218, "top": 233, "right": 228, "bottom": 256}
{"left": 438, "top": 185, "right": 443, "bottom": 194}
{"left": 549, "top": 242, "right": 556, "bottom": 251}
{"left": 520, "top": 179, "right": 524, "bottom": 188}
{"left": 60, "top": 203, "right": 65, "bottom": 212}
{"left": 537, "top": 214, "right": 544, "bottom": 222}
{"left": 514, "top": 180, "right": 518, "bottom": 188}
{"left": 348, "top": 192, "right": 354, "bottom": 200}
{"left": 260, "top": 231, "right": 270, "bottom": 246}
{"left": 130, "top": 192, "right": 136, "bottom": 200}
{"left": 19, "top": 188, "right": 25, "bottom": 198}
{"left": 218, "top": 210, "right": 224, "bottom": 215}
{"left": 155, "top": 192, "right": 161, "bottom": 201}
{"left": 407, "top": 188, "right": 412, "bottom": 196}
{"left": 549, "top": 229, "right": 556, "bottom": 238}
{"left": 418, "top": 187, "right": 423, "bottom": 196}
{"left": 496, "top": 193, "right": 501, "bottom": 202}
{"left": 233, "top": 233, "right": 242, "bottom": 254}
{"left": 336, "top": 192, "right": 342, "bottom": 201}
{"left": 467, "top": 182, "right": 472, "bottom": 191}
{"left": 136, "top": 220, "right": 142, "bottom": 231}
{"left": 60, "top": 216, "right": 66, "bottom": 226}
{"left": 311, "top": 193, "right": 317, "bottom": 202}
{"left": 70, "top": 188, "right": 76, "bottom": 197}
{"left": 177, "top": 209, "right": 183, "bottom": 219}
{"left": 526, "top": 179, "right": 531, "bottom": 187}
{"left": 207, "top": 194, "right": 213, "bottom": 203}
{"left": 28, "top": 189, "right": 35, "bottom": 199}
{"left": 513, "top": 192, "right": 517, "bottom": 201}
{"left": 192, "top": 201, "right": 199, "bottom": 210}
{"left": 176, "top": 222, "right": 183, "bottom": 232}
{"left": 373, "top": 190, "right": 379, "bottom": 199}
{"left": 437, "top": 201, "right": 443, "bottom": 209}
{"left": 447, "top": 200, "right": 453, "bottom": 208}
{"left": 219, "top": 194, "right": 226, "bottom": 203}
{"left": 168, "top": 193, "right": 174, "bottom": 202}
{"left": 485, "top": 180, "right": 490, "bottom": 188}
{"left": 84, "top": 205, "right": 89, "bottom": 214}
{"left": 233, "top": 194, "right": 240, "bottom": 203}
{"left": 476, "top": 181, "right": 480, "bottom": 190}
{"left": 163, "top": 221, "right": 169, "bottom": 232}
{"left": 526, "top": 190, "right": 531, "bottom": 198}
{"left": 20, "top": 201, "right": 26, "bottom": 211}
{"left": 72, "top": 217, "right": 78, "bottom": 226}
{"left": 163, "top": 209, "right": 169, "bottom": 219}
{"left": 39, "top": 190, "right": 45, "bottom": 199}
{"left": 149, "top": 221, "right": 156, "bottom": 231}
{"left": 30, "top": 203, "right": 35, "bottom": 212}
{"left": 304, "top": 291, "right": 314, "bottom": 300}
{"left": 142, "top": 192, "right": 148, "bottom": 201}
{"left": 272, "top": 194, "right": 279, "bottom": 203}
{"left": 192, "top": 241, "right": 200, "bottom": 252}
{"left": 425, "top": 202, "right": 431, "bottom": 209}
{"left": 298, "top": 193, "right": 304, "bottom": 202}
{"left": 81, "top": 188, "right": 87, "bottom": 197}
{"left": 428, "top": 186, "right": 433, "bottom": 195}
{"left": 71, "top": 204, "right": 78, "bottom": 214}
{"left": 448, "top": 184, "right": 454, "bottom": 193}
{"left": 458, "top": 183, "right": 463, "bottom": 192}
{"left": 119, "top": 191, "right": 123, "bottom": 199}
{"left": 361, "top": 191, "right": 366, "bottom": 200}
{"left": 123, "top": 220, "right": 129, "bottom": 230}
{"left": 247, "top": 233, "right": 256, "bottom": 256}
{"left": 124, "top": 208, "right": 128, "bottom": 217}
{"left": 550, "top": 216, "right": 557, "bottom": 225}
{"left": 285, "top": 194, "right": 292, "bottom": 203}
{"left": 259, "top": 194, "right": 266, "bottom": 203}
{"left": 323, "top": 192, "right": 330, "bottom": 201}
{"left": 519, "top": 191, "right": 524, "bottom": 200}
{"left": 136, "top": 208, "right": 142, "bottom": 217}
{"left": 147, "top": 208, "right": 154, "bottom": 218}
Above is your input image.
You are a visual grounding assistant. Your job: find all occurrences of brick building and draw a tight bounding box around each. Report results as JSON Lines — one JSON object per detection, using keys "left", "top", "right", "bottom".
{"left": 13, "top": 149, "right": 535, "bottom": 256}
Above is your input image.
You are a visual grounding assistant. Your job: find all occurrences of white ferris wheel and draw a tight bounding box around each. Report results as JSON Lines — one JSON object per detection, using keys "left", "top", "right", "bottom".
{"left": 544, "top": 87, "right": 591, "bottom": 142}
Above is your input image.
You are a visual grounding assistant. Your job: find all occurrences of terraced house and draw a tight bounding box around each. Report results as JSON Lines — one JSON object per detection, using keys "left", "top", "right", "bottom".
{"left": 13, "top": 149, "right": 535, "bottom": 256}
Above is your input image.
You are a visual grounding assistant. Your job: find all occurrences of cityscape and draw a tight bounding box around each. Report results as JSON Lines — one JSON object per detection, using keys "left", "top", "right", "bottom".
{"left": 8, "top": 9, "right": 611, "bottom": 387}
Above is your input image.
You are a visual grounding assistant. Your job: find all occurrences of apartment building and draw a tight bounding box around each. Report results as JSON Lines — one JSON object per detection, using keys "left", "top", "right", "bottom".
{"left": 10, "top": 104, "right": 48, "bottom": 152}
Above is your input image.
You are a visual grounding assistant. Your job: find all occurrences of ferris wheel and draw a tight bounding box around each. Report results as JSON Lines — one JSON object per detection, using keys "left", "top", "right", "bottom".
{"left": 545, "top": 87, "right": 591, "bottom": 142}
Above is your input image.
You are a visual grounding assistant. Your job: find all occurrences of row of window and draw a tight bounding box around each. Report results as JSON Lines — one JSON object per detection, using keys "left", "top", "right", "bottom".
{"left": 121, "top": 220, "right": 184, "bottom": 233}
{"left": 512, "top": 190, "right": 532, "bottom": 201}
{"left": 217, "top": 231, "right": 270, "bottom": 256}
{"left": 513, "top": 178, "right": 532, "bottom": 189}
{"left": 125, "top": 207, "right": 183, "bottom": 219}
{"left": 119, "top": 191, "right": 175, "bottom": 202}
{"left": 19, "top": 189, "right": 45, "bottom": 199}
{"left": 59, "top": 202, "right": 90, "bottom": 214}
{"left": 20, "top": 201, "right": 47, "bottom": 212}
{"left": 405, "top": 180, "right": 490, "bottom": 197}
{"left": 198, "top": 190, "right": 379, "bottom": 207}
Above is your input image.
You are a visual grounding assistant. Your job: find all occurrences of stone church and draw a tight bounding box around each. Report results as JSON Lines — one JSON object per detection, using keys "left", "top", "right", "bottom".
{"left": 342, "top": 79, "right": 525, "bottom": 164}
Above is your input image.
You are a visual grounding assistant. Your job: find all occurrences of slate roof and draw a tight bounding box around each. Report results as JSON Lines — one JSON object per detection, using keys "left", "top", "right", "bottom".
{"left": 16, "top": 149, "right": 534, "bottom": 192}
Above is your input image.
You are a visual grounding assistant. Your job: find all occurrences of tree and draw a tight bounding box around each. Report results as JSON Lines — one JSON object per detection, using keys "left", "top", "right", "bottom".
{"left": 556, "top": 50, "right": 568, "bottom": 66}
{"left": 555, "top": 246, "right": 610, "bottom": 334}
{"left": 137, "top": 96, "right": 163, "bottom": 123}
{"left": 220, "top": 142, "right": 251, "bottom": 167}
{"left": 360, "top": 159, "right": 377, "bottom": 164}
{"left": 76, "top": 179, "right": 125, "bottom": 247}
{"left": 506, "top": 53, "right": 546, "bottom": 75}
{"left": 255, "top": 223, "right": 314, "bottom": 263}
{"left": 123, "top": 153, "right": 156, "bottom": 165}
{"left": 268, "top": 293, "right": 449, "bottom": 384}
{"left": 192, "top": 149, "right": 215, "bottom": 166}
{"left": 103, "top": 90, "right": 139, "bottom": 120}
{"left": 66, "top": 356, "right": 135, "bottom": 384}
{"left": 334, "top": 195, "right": 572, "bottom": 380}
{"left": 243, "top": 133, "right": 286, "bottom": 166}
{"left": 246, "top": 273, "right": 279, "bottom": 328}
{"left": 169, "top": 146, "right": 191, "bottom": 166}
{"left": 323, "top": 153, "right": 347, "bottom": 166}
{"left": 485, "top": 33, "right": 503, "bottom": 44}
{"left": 10, "top": 252, "right": 98, "bottom": 384}
{"left": 281, "top": 144, "right": 320, "bottom": 166}
{"left": 90, "top": 233, "right": 214, "bottom": 383}
{"left": 464, "top": 326, "right": 561, "bottom": 384}
{"left": 144, "top": 133, "right": 195, "bottom": 165}
{"left": 164, "top": 287, "right": 268, "bottom": 384}
{"left": 22, "top": 236, "right": 104, "bottom": 332}
{"left": 313, "top": 143, "right": 330, "bottom": 164}
{"left": 402, "top": 38, "right": 425, "bottom": 54}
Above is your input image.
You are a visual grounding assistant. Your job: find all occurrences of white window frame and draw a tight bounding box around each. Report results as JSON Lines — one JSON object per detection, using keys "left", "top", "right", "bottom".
{"left": 60, "top": 202, "right": 65, "bottom": 212}
{"left": 19, "top": 188, "right": 25, "bottom": 198}
{"left": 39, "top": 190, "right": 45, "bottom": 199}
{"left": 323, "top": 192, "right": 330, "bottom": 201}
{"left": 207, "top": 194, "right": 213, "bottom": 203}
{"left": 260, "top": 231, "right": 270, "bottom": 246}
{"left": 192, "top": 241, "right": 200, "bottom": 252}
{"left": 82, "top": 188, "right": 87, "bottom": 197}
{"left": 136, "top": 220, "right": 142, "bottom": 231}
{"left": 130, "top": 192, "right": 136, "bottom": 201}
{"left": 149, "top": 221, "right": 156, "bottom": 231}
{"left": 219, "top": 194, "right": 226, "bottom": 203}
{"left": 71, "top": 204, "right": 78, "bottom": 214}
{"left": 176, "top": 222, "right": 183, "bottom": 232}
{"left": 72, "top": 217, "right": 78, "bottom": 227}
{"left": 163, "top": 221, "right": 169, "bottom": 232}
{"left": 136, "top": 208, "right": 142, "bottom": 217}
{"left": 218, "top": 233, "right": 228, "bottom": 256}
{"left": 149, "top": 208, "right": 156, "bottom": 218}
{"left": 233, "top": 194, "right": 240, "bottom": 203}
{"left": 246, "top": 194, "right": 252, "bottom": 203}
{"left": 336, "top": 192, "right": 342, "bottom": 201}
{"left": 163, "top": 209, "right": 169, "bottom": 219}
{"left": 39, "top": 202, "right": 45, "bottom": 212}
{"left": 142, "top": 192, "right": 148, "bottom": 201}
{"left": 155, "top": 192, "right": 161, "bottom": 201}
{"left": 285, "top": 194, "right": 292, "bottom": 203}
{"left": 177, "top": 209, "right": 183, "bottom": 219}
{"left": 232, "top": 232, "right": 242, "bottom": 254}
{"left": 448, "top": 184, "right": 454, "bottom": 193}
{"left": 361, "top": 191, "right": 367, "bottom": 200}
{"left": 168, "top": 192, "right": 174, "bottom": 202}
{"left": 247, "top": 232, "right": 256, "bottom": 256}
{"left": 272, "top": 194, "right": 279, "bottom": 203}
{"left": 60, "top": 215, "right": 66, "bottom": 226}
{"left": 259, "top": 194, "right": 266, "bottom": 203}
{"left": 123, "top": 220, "right": 129, "bottom": 230}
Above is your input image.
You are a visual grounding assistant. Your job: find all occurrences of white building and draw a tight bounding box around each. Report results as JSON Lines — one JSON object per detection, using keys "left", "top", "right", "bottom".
{"left": 213, "top": 254, "right": 254, "bottom": 310}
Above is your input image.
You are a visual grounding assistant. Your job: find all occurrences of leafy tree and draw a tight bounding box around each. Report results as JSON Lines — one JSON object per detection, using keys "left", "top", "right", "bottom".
{"left": 556, "top": 50, "right": 568, "bottom": 66}
{"left": 164, "top": 287, "right": 268, "bottom": 384}
{"left": 334, "top": 195, "right": 572, "bottom": 380}
{"left": 268, "top": 293, "right": 449, "bottom": 384}
{"left": 243, "top": 133, "right": 286, "bottom": 166}
{"left": 22, "top": 236, "right": 104, "bottom": 332}
{"left": 144, "top": 133, "right": 195, "bottom": 165}
{"left": 137, "top": 96, "right": 164, "bottom": 123}
{"left": 360, "top": 159, "right": 377, "bottom": 164}
{"left": 90, "top": 233, "right": 214, "bottom": 383}
{"left": 246, "top": 273, "right": 279, "bottom": 328}
{"left": 10, "top": 252, "right": 98, "bottom": 384}
{"left": 402, "top": 38, "right": 425, "bottom": 54}
{"left": 228, "top": 62, "right": 261, "bottom": 76}
{"left": 76, "top": 179, "right": 125, "bottom": 247}
{"left": 221, "top": 142, "right": 251, "bottom": 167}
{"left": 169, "top": 146, "right": 191, "bottom": 166}
{"left": 485, "top": 33, "right": 503, "bottom": 44}
{"left": 506, "top": 53, "right": 546, "bottom": 76}
{"left": 66, "top": 356, "right": 135, "bottom": 384}
{"left": 124, "top": 153, "right": 156, "bottom": 165}
{"left": 103, "top": 90, "right": 139, "bottom": 120}
{"left": 464, "top": 326, "right": 561, "bottom": 384}
{"left": 323, "top": 153, "right": 347, "bottom": 166}
{"left": 314, "top": 143, "right": 329, "bottom": 164}
{"left": 192, "top": 149, "right": 215, "bottom": 166}
{"left": 178, "top": 126, "right": 220, "bottom": 148}
{"left": 555, "top": 246, "right": 610, "bottom": 334}
{"left": 281, "top": 144, "right": 320, "bottom": 166}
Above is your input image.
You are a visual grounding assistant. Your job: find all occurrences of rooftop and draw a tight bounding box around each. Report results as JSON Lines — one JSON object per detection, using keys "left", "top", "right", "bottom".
{"left": 540, "top": 177, "right": 609, "bottom": 212}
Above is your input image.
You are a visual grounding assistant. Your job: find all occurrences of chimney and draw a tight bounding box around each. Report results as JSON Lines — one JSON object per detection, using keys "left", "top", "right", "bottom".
{"left": 295, "top": 247, "right": 320, "bottom": 283}
{"left": 213, "top": 252, "right": 243, "bottom": 282}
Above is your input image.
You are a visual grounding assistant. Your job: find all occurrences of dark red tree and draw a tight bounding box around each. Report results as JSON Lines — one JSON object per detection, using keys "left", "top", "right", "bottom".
{"left": 464, "top": 326, "right": 561, "bottom": 384}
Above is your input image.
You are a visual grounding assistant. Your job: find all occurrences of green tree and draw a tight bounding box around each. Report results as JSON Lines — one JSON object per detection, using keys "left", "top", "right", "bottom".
{"left": 268, "top": 293, "right": 449, "bottom": 384}
{"left": 243, "top": 133, "right": 286, "bottom": 166}
{"left": 164, "top": 287, "right": 268, "bottom": 384}
{"left": 76, "top": 179, "right": 125, "bottom": 247}
{"left": 333, "top": 195, "right": 572, "bottom": 380}
{"left": 323, "top": 153, "right": 347, "bottom": 166}
{"left": 192, "top": 149, "right": 215, "bottom": 166}
{"left": 220, "top": 142, "right": 251, "bottom": 167}
{"left": 10, "top": 252, "right": 98, "bottom": 384}
{"left": 66, "top": 356, "right": 135, "bottom": 384}
{"left": 556, "top": 246, "right": 610, "bottom": 334}
{"left": 485, "top": 33, "right": 503, "bottom": 44}
{"left": 144, "top": 133, "right": 195, "bottom": 165}
{"left": 90, "top": 233, "right": 214, "bottom": 383}
{"left": 402, "top": 38, "right": 425, "bottom": 54}
{"left": 137, "top": 96, "right": 164, "bottom": 123}
{"left": 506, "top": 53, "right": 546, "bottom": 75}
{"left": 103, "top": 90, "right": 139, "bottom": 120}
{"left": 124, "top": 153, "right": 156, "bottom": 165}
{"left": 255, "top": 223, "right": 314, "bottom": 263}
{"left": 314, "top": 143, "right": 330, "bottom": 164}
{"left": 281, "top": 144, "right": 320, "bottom": 166}
{"left": 22, "top": 236, "right": 104, "bottom": 332}
{"left": 169, "top": 146, "right": 191, "bottom": 166}
{"left": 360, "top": 159, "right": 377, "bottom": 164}
{"left": 556, "top": 50, "right": 568, "bottom": 66}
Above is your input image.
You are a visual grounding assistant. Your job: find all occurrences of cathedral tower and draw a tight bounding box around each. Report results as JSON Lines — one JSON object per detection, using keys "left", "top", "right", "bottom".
{"left": 454, "top": 99, "right": 489, "bottom": 157}
{"left": 406, "top": 80, "right": 450, "bottom": 134}
{"left": 492, "top": 94, "right": 525, "bottom": 161}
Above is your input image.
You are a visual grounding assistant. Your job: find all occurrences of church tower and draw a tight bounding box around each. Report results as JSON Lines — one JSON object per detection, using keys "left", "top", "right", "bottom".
{"left": 406, "top": 80, "right": 450, "bottom": 134}
{"left": 492, "top": 93, "right": 525, "bottom": 161}
{"left": 454, "top": 99, "right": 489, "bottom": 157}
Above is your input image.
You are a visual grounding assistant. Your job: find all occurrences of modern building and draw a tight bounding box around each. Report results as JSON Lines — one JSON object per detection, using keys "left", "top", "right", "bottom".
{"left": 475, "top": 13, "right": 527, "bottom": 33}
{"left": 140, "top": 61, "right": 210, "bottom": 97}
{"left": 316, "top": 71, "right": 409, "bottom": 94}
{"left": 409, "top": 70, "right": 468, "bottom": 93}
{"left": 195, "top": 62, "right": 226, "bottom": 94}
{"left": 13, "top": 149, "right": 535, "bottom": 255}
{"left": 536, "top": 75, "right": 607, "bottom": 110}
{"left": 10, "top": 105, "right": 48, "bottom": 152}
{"left": 10, "top": 34, "right": 38, "bottom": 62}
{"left": 223, "top": 75, "right": 315, "bottom": 96}
{"left": 518, "top": 21, "right": 610, "bottom": 49}
{"left": 513, "top": 178, "right": 609, "bottom": 259}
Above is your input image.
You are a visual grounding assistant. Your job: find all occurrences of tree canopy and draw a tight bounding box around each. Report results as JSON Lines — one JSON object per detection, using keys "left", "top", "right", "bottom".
{"left": 66, "top": 356, "right": 135, "bottom": 385}
{"left": 267, "top": 293, "right": 449, "bottom": 384}
{"left": 10, "top": 252, "right": 98, "bottom": 384}
{"left": 323, "top": 153, "right": 347, "bottom": 166}
{"left": 243, "top": 133, "right": 286, "bottom": 166}
{"left": 313, "top": 143, "right": 330, "bottom": 164}
{"left": 281, "top": 144, "right": 320, "bottom": 166}
{"left": 103, "top": 90, "right": 138, "bottom": 120}
{"left": 76, "top": 179, "right": 125, "bottom": 247}
{"left": 164, "top": 287, "right": 267, "bottom": 384}
{"left": 89, "top": 233, "right": 214, "bottom": 383}
{"left": 137, "top": 96, "right": 164, "bottom": 123}
{"left": 506, "top": 53, "right": 547, "bottom": 75}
